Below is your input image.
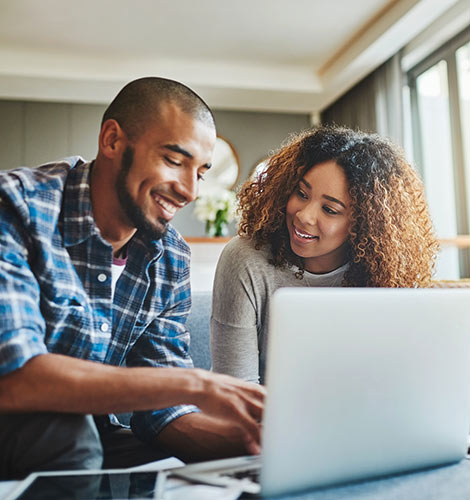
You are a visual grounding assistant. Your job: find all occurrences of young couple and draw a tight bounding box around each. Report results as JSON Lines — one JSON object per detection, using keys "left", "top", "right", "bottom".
{"left": 0, "top": 75, "right": 437, "bottom": 480}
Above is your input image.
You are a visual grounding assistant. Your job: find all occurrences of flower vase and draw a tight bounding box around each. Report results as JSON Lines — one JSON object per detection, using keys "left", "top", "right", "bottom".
{"left": 205, "top": 219, "right": 229, "bottom": 237}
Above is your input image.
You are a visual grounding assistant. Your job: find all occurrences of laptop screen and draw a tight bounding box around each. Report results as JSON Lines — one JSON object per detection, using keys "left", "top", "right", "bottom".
{"left": 260, "top": 288, "right": 470, "bottom": 496}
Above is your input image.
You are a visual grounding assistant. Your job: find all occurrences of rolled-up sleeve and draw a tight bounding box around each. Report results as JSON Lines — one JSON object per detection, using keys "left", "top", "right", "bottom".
{"left": 0, "top": 199, "right": 48, "bottom": 376}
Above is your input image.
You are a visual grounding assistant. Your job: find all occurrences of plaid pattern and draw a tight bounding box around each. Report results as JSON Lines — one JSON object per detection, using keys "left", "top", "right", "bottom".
{"left": 0, "top": 157, "right": 197, "bottom": 441}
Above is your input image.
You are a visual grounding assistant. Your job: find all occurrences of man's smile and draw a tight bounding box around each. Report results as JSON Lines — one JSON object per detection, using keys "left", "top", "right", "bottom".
{"left": 152, "top": 191, "right": 185, "bottom": 219}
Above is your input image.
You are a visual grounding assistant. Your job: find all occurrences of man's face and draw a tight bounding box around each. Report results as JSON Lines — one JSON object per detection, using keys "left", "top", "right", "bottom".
{"left": 115, "top": 102, "right": 216, "bottom": 240}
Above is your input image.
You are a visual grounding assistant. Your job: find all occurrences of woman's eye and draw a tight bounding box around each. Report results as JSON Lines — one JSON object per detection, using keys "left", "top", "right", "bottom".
{"left": 323, "top": 206, "right": 338, "bottom": 215}
{"left": 297, "top": 188, "right": 307, "bottom": 199}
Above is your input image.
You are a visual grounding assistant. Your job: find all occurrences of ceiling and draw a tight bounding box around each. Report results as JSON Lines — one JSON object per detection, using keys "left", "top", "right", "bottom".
{"left": 0, "top": 0, "right": 462, "bottom": 114}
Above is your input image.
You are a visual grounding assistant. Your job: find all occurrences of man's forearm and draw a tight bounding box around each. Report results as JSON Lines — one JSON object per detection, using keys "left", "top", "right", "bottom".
{"left": 0, "top": 352, "right": 265, "bottom": 454}
{"left": 0, "top": 353, "right": 204, "bottom": 414}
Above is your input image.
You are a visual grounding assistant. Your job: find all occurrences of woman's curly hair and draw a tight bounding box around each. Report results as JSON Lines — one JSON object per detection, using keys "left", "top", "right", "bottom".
{"left": 238, "top": 126, "right": 438, "bottom": 287}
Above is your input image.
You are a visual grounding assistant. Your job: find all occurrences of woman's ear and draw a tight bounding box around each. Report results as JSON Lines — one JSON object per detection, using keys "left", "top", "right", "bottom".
{"left": 99, "top": 119, "right": 126, "bottom": 159}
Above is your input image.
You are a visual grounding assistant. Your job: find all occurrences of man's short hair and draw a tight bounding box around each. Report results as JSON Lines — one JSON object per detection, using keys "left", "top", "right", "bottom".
{"left": 102, "top": 77, "right": 215, "bottom": 141}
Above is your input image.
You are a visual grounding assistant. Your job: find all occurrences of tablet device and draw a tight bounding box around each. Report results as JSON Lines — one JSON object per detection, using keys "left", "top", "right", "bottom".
{"left": 6, "top": 469, "right": 163, "bottom": 500}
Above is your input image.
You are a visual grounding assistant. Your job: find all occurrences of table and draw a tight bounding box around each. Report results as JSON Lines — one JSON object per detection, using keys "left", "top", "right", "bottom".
{"left": 272, "top": 458, "right": 470, "bottom": 500}
{"left": 2, "top": 459, "right": 469, "bottom": 499}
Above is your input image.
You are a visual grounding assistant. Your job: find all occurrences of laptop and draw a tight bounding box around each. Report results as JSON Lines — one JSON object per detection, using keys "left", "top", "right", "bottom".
{"left": 173, "top": 288, "right": 470, "bottom": 497}
{"left": 7, "top": 288, "right": 470, "bottom": 499}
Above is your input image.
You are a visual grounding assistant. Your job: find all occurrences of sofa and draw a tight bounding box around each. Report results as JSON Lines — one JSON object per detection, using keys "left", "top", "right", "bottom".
{"left": 187, "top": 291, "right": 212, "bottom": 370}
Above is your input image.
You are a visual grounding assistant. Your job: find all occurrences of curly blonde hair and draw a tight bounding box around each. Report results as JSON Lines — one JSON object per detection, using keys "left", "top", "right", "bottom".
{"left": 238, "top": 126, "right": 438, "bottom": 287}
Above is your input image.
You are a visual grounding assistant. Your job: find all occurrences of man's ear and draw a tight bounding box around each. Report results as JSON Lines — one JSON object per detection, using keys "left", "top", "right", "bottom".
{"left": 99, "top": 119, "right": 126, "bottom": 159}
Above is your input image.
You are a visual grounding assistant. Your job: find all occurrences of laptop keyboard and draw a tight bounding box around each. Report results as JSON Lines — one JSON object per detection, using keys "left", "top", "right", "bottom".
{"left": 170, "top": 456, "right": 262, "bottom": 494}
{"left": 222, "top": 467, "right": 260, "bottom": 484}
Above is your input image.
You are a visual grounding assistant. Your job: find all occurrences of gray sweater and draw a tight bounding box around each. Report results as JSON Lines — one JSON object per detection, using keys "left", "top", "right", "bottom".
{"left": 210, "top": 236, "right": 347, "bottom": 383}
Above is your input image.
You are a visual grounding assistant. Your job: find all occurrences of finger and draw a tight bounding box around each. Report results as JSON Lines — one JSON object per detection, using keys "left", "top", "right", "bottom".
{"left": 240, "top": 418, "right": 262, "bottom": 455}
{"left": 217, "top": 373, "right": 266, "bottom": 398}
{"left": 237, "top": 385, "right": 266, "bottom": 418}
{"left": 233, "top": 403, "right": 263, "bottom": 450}
{"left": 243, "top": 396, "right": 264, "bottom": 421}
{"left": 244, "top": 383, "right": 267, "bottom": 402}
{"left": 244, "top": 434, "right": 261, "bottom": 455}
{"left": 231, "top": 378, "right": 267, "bottom": 399}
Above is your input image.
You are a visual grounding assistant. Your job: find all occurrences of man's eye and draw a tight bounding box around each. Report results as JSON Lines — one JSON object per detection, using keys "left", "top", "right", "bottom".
{"left": 165, "top": 156, "right": 181, "bottom": 166}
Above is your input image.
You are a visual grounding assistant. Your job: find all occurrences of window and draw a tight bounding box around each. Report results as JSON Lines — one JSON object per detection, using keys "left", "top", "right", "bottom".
{"left": 407, "top": 29, "right": 470, "bottom": 278}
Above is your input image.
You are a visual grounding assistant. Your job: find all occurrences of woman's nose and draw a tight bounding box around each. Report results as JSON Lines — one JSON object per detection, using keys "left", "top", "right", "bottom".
{"left": 297, "top": 204, "right": 318, "bottom": 227}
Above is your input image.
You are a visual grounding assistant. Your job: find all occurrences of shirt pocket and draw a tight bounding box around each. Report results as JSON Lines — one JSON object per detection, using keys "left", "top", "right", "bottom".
{"left": 40, "top": 291, "right": 94, "bottom": 351}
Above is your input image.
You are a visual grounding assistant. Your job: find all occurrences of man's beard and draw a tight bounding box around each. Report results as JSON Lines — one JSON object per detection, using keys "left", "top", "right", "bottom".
{"left": 116, "top": 146, "right": 168, "bottom": 241}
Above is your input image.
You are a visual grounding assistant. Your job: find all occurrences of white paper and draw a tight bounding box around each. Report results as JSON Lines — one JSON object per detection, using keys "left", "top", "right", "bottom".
{"left": 127, "top": 456, "right": 185, "bottom": 472}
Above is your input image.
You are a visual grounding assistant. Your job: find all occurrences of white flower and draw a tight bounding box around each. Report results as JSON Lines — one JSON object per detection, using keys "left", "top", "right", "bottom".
{"left": 194, "top": 189, "right": 237, "bottom": 223}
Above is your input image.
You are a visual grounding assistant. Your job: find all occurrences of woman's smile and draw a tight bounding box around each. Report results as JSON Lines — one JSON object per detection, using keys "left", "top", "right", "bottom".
{"left": 292, "top": 224, "right": 319, "bottom": 242}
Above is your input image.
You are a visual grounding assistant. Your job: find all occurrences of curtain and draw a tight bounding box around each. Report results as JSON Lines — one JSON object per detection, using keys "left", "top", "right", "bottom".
{"left": 321, "top": 53, "right": 404, "bottom": 146}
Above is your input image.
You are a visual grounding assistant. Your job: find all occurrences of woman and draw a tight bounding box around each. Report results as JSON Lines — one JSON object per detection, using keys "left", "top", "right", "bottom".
{"left": 210, "top": 126, "right": 438, "bottom": 384}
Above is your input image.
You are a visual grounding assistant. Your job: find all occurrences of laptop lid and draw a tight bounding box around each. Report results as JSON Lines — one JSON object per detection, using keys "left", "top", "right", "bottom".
{"left": 261, "top": 288, "right": 470, "bottom": 497}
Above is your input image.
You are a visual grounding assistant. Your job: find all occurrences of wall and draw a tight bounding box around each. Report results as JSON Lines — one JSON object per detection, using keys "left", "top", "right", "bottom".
{"left": 0, "top": 101, "right": 103, "bottom": 169}
{"left": 0, "top": 99, "right": 310, "bottom": 236}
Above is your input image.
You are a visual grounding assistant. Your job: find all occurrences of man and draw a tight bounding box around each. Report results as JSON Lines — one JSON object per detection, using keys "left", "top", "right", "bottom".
{"left": 0, "top": 77, "right": 265, "bottom": 479}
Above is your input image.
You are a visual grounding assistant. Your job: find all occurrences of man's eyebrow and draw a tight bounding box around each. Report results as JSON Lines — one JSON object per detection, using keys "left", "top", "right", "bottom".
{"left": 164, "top": 144, "right": 193, "bottom": 158}
{"left": 299, "top": 178, "right": 346, "bottom": 208}
{"left": 164, "top": 144, "right": 211, "bottom": 169}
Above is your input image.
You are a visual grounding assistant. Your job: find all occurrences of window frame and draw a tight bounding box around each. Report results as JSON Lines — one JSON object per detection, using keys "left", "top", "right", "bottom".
{"left": 407, "top": 28, "right": 470, "bottom": 277}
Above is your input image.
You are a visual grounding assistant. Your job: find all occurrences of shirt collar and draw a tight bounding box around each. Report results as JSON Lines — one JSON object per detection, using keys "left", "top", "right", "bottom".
{"left": 62, "top": 160, "right": 101, "bottom": 247}
{"left": 61, "top": 160, "right": 164, "bottom": 258}
{"left": 131, "top": 231, "right": 164, "bottom": 262}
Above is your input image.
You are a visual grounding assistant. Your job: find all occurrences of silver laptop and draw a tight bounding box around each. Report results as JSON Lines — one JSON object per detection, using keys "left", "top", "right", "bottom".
{"left": 170, "top": 288, "right": 470, "bottom": 496}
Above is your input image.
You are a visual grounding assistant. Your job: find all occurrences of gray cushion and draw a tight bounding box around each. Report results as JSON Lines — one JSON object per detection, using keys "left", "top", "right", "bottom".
{"left": 187, "top": 291, "right": 212, "bottom": 370}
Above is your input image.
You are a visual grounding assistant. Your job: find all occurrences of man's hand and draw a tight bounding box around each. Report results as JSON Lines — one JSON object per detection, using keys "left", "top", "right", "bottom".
{"left": 155, "top": 410, "right": 263, "bottom": 462}
{"left": 188, "top": 369, "right": 265, "bottom": 456}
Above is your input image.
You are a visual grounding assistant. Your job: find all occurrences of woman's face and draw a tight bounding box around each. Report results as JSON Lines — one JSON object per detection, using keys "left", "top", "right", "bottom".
{"left": 285, "top": 160, "right": 352, "bottom": 274}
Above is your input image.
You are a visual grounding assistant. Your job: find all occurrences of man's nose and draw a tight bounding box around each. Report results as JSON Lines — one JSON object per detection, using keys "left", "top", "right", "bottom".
{"left": 173, "top": 170, "right": 198, "bottom": 204}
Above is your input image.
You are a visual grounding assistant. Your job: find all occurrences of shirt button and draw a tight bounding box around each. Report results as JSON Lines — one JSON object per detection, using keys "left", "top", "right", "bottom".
{"left": 97, "top": 273, "right": 107, "bottom": 282}
{"left": 100, "top": 322, "right": 109, "bottom": 332}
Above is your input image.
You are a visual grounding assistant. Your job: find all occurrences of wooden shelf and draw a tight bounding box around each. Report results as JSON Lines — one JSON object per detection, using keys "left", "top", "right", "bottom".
{"left": 438, "top": 235, "right": 470, "bottom": 248}
{"left": 184, "top": 236, "right": 470, "bottom": 247}
{"left": 184, "top": 236, "right": 233, "bottom": 244}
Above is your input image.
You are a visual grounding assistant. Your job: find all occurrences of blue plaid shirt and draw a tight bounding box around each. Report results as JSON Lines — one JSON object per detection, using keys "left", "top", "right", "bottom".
{"left": 0, "top": 157, "right": 197, "bottom": 442}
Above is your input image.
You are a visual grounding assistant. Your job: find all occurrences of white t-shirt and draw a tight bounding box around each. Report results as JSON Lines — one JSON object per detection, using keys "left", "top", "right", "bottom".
{"left": 111, "top": 255, "right": 127, "bottom": 298}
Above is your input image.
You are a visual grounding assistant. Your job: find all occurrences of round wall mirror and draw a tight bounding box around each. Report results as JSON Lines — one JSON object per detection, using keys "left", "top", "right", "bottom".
{"left": 198, "top": 135, "right": 240, "bottom": 196}
{"left": 250, "top": 157, "right": 269, "bottom": 181}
